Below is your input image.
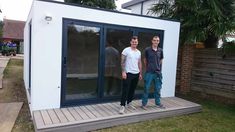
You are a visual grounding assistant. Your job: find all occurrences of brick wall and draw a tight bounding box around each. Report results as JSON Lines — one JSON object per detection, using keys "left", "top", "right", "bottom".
{"left": 179, "top": 44, "right": 195, "bottom": 93}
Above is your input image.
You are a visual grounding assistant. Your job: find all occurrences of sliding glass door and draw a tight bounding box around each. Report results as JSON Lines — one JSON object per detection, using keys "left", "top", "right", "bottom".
{"left": 62, "top": 21, "right": 102, "bottom": 105}
{"left": 104, "top": 27, "right": 133, "bottom": 97}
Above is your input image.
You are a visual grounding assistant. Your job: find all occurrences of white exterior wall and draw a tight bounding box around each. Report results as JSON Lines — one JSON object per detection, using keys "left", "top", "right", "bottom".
{"left": 24, "top": 1, "right": 35, "bottom": 112}
{"left": 25, "top": 0, "right": 180, "bottom": 111}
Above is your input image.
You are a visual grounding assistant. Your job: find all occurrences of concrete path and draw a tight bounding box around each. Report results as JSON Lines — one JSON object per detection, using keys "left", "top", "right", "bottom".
{"left": 0, "top": 102, "right": 23, "bottom": 132}
{"left": 0, "top": 56, "right": 10, "bottom": 89}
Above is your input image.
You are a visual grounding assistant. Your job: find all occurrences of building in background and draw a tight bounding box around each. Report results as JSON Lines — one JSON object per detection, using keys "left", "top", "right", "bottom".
{"left": 122, "top": 0, "right": 158, "bottom": 16}
{"left": 2, "top": 19, "right": 25, "bottom": 53}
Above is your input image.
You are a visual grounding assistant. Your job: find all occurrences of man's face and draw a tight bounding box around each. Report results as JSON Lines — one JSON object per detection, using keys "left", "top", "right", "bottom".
{"left": 130, "top": 39, "right": 138, "bottom": 48}
{"left": 152, "top": 37, "right": 160, "bottom": 47}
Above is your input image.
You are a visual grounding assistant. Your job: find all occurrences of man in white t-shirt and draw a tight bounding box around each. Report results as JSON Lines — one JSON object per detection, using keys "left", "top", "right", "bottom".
{"left": 119, "top": 36, "right": 142, "bottom": 114}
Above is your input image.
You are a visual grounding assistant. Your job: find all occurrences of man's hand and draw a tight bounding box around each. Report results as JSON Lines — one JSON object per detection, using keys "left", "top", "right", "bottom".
{"left": 139, "top": 74, "right": 142, "bottom": 80}
{"left": 122, "top": 71, "right": 127, "bottom": 80}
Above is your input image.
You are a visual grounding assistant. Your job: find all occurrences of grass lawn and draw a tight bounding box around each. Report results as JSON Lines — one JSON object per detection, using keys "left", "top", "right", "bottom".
{"left": 97, "top": 98, "right": 235, "bottom": 132}
{"left": 0, "top": 59, "right": 34, "bottom": 132}
{"left": 1, "top": 59, "right": 234, "bottom": 132}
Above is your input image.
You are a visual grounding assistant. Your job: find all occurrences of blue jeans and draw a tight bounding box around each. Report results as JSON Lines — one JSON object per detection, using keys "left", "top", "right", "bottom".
{"left": 142, "top": 72, "right": 162, "bottom": 106}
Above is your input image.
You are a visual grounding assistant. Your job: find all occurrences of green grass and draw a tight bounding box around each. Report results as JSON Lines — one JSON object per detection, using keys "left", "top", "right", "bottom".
{"left": 97, "top": 98, "right": 235, "bottom": 132}
{"left": 0, "top": 59, "right": 34, "bottom": 132}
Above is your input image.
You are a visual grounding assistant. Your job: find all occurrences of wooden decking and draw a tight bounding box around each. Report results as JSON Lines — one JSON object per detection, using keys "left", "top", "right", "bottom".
{"left": 33, "top": 97, "right": 201, "bottom": 132}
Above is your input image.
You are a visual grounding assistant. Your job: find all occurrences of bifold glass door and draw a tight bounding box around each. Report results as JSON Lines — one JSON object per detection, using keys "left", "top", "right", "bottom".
{"left": 61, "top": 19, "right": 164, "bottom": 106}
{"left": 62, "top": 22, "right": 101, "bottom": 105}
{"left": 104, "top": 28, "right": 133, "bottom": 97}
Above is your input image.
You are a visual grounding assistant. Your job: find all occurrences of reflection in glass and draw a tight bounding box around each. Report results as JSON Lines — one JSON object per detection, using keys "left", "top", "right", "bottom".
{"left": 104, "top": 28, "right": 133, "bottom": 97}
{"left": 65, "top": 24, "right": 100, "bottom": 100}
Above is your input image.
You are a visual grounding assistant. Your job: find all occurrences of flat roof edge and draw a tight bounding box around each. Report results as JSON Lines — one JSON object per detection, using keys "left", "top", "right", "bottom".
{"left": 36, "top": 0, "right": 180, "bottom": 23}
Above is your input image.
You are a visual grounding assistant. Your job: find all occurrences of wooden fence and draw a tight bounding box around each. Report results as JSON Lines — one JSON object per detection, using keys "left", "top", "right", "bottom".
{"left": 191, "top": 48, "right": 235, "bottom": 99}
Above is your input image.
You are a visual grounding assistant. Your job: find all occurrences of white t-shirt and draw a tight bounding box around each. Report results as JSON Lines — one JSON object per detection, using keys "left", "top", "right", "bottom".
{"left": 122, "top": 47, "right": 141, "bottom": 74}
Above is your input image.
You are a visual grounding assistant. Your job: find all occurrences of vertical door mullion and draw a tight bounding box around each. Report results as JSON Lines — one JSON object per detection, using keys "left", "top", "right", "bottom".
{"left": 98, "top": 25, "right": 105, "bottom": 100}
{"left": 61, "top": 20, "right": 69, "bottom": 106}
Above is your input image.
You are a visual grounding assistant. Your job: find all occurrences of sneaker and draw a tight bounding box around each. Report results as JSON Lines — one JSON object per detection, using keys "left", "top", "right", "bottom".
{"left": 119, "top": 106, "right": 125, "bottom": 114}
{"left": 156, "top": 104, "right": 165, "bottom": 109}
{"left": 141, "top": 105, "right": 148, "bottom": 110}
{"left": 127, "top": 102, "right": 136, "bottom": 110}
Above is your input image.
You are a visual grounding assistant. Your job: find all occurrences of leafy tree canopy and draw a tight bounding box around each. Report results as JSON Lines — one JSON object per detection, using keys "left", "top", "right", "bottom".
{"left": 150, "top": 0, "right": 235, "bottom": 47}
{"left": 65, "top": 0, "right": 116, "bottom": 10}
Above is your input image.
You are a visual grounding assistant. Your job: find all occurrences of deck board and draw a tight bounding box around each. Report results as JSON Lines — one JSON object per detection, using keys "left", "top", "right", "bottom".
{"left": 96, "top": 104, "right": 113, "bottom": 116}
{"left": 61, "top": 108, "right": 76, "bottom": 122}
{"left": 85, "top": 105, "right": 102, "bottom": 118}
{"left": 33, "top": 111, "right": 45, "bottom": 128}
{"left": 67, "top": 107, "right": 83, "bottom": 121}
{"left": 47, "top": 109, "right": 60, "bottom": 124}
{"left": 90, "top": 104, "right": 107, "bottom": 117}
{"left": 73, "top": 107, "right": 90, "bottom": 120}
{"left": 80, "top": 106, "right": 96, "bottom": 119}
{"left": 54, "top": 109, "right": 68, "bottom": 123}
{"left": 40, "top": 110, "right": 53, "bottom": 125}
{"left": 168, "top": 97, "right": 188, "bottom": 107}
{"left": 106, "top": 103, "right": 120, "bottom": 113}
{"left": 33, "top": 97, "right": 202, "bottom": 132}
{"left": 161, "top": 98, "right": 178, "bottom": 108}
{"left": 102, "top": 103, "right": 118, "bottom": 115}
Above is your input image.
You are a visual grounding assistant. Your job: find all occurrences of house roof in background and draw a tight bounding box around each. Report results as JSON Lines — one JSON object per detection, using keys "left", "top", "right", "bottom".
{"left": 2, "top": 19, "right": 25, "bottom": 40}
{"left": 122, "top": 0, "right": 148, "bottom": 8}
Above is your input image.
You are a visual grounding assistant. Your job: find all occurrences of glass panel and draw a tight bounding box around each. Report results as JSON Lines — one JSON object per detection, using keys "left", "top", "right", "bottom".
{"left": 104, "top": 28, "right": 133, "bottom": 97}
{"left": 65, "top": 24, "right": 100, "bottom": 100}
{"left": 136, "top": 31, "right": 161, "bottom": 95}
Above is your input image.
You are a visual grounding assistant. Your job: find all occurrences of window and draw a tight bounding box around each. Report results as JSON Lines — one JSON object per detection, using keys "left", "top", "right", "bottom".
{"left": 65, "top": 24, "right": 100, "bottom": 100}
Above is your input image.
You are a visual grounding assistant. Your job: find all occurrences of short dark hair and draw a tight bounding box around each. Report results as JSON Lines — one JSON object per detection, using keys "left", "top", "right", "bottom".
{"left": 152, "top": 36, "right": 160, "bottom": 40}
{"left": 131, "top": 36, "right": 138, "bottom": 41}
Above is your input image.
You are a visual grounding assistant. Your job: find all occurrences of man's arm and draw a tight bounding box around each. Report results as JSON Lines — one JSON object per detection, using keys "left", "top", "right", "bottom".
{"left": 138, "top": 58, "right": 142, "bottom": 80}
{"left": 121, "top": 54, "right": 126, "bottom": 72}
{"left": 121, "top": 54, "right": 127, "bottom": 79}
{"left": 160, "top": 49, "right": 164, "bottom": 64}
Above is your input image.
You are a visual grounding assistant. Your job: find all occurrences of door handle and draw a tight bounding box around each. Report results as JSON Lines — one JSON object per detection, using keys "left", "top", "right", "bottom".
{"left": 63, "top": 57, "right": 67, "bottom": 66}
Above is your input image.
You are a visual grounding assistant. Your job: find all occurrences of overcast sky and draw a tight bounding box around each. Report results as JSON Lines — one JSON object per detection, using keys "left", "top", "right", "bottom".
{"left": 0, "top": 0, "right": 131, "bottom": 21}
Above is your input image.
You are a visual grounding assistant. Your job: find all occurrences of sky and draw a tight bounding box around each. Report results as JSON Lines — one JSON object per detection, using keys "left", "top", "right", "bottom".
{"left": 0, "top": 0, "right": 131, "bottom": 21}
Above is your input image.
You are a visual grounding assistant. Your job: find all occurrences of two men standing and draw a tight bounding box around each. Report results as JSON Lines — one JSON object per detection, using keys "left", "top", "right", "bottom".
{"left": 119, "top": 36, "right": 164, "bottom": 114}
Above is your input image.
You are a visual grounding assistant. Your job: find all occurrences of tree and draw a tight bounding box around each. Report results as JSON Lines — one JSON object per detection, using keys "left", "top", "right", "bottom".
{"left": 65, "top": 0, "right": 116, "bottom": 10}
{"left": 149, "top": 0, "right": 235, "bottom": 47}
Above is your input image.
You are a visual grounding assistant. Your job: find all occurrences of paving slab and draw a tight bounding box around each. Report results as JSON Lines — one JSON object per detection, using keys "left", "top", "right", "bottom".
{"left": 0, "top": 102, "right": 23, "bottom": 132}
{"left": 0, "top": 57, "right": 9, "bottom": 89}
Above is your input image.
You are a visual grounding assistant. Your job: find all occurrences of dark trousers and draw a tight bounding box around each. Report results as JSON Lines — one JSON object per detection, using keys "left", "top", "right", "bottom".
{"left": 120, "top": 73, "right": 139, "bottom": 106}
